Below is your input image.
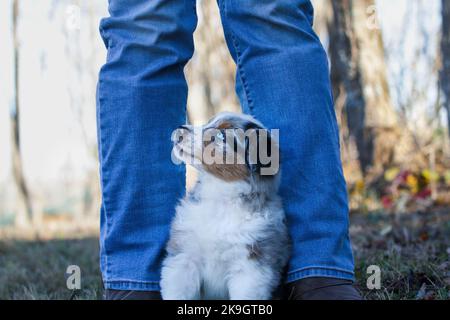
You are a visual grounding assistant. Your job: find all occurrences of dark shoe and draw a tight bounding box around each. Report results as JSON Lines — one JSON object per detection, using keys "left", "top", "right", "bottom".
{"left": 104, "top": 289, "right": 162, "bottom": 300}
{"left": 285, "top": 277, "right": 362, "bottom": 300}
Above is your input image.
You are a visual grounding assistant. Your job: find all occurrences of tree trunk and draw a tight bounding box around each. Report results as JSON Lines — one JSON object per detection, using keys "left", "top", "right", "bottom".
{"left": 441, "top": 0, "right": 450, "bottom": 138}
{"left": 11, "top": 0, "right": 33, "bottom": 227}
{"left": 328, "top": 0, "right": 412, "bottom": 179}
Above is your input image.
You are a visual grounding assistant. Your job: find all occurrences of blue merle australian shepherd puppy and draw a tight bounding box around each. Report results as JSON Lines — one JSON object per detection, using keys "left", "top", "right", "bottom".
{"left": 161, "top": 112, "right": 290, "bottom": 300}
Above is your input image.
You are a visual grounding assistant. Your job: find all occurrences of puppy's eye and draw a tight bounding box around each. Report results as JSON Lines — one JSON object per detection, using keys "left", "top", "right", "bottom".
{"left": 216, "top": 131, "right": 224, "bottom": 141}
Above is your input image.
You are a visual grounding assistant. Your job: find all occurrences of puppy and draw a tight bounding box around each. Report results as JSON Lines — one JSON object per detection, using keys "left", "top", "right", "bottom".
{"left": 160, "top": 112, "right": 290, "bottom": 300}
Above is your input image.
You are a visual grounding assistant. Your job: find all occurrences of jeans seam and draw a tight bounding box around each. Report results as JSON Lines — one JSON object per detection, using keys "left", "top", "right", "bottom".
{"left": 105, "top": 279, "right": 161, "bottom": 284}
{"left": 286, "top": 266, "right": 355, "bottom": 283}
{"left": 97, "top": 80, "right": 112, "bottom": 280}
{"left": 288, "top": 266, "right": 355, "bottom": 275}
{"left": 104, "top": 280, "right": 161, "bottom": 291}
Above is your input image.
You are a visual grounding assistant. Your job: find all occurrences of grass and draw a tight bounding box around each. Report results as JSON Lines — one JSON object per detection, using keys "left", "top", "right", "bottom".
{"left": 0, "top": 237, "right": 102, "bottom": 300}
{"left": 352, "top": 208, "right": 450, "bottom": 300}
{"left": 0, "top": 208, "right": 448, "bottom": 300}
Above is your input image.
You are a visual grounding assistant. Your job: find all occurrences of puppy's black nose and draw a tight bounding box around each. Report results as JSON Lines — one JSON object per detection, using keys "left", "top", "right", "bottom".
{"left": 174, "top": 125, "right": 192, "bottom": 144}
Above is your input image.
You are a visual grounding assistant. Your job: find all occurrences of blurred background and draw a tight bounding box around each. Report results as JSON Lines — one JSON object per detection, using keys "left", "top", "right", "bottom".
{"left": 0, "top": 0, "right": 449, "bottom": 300}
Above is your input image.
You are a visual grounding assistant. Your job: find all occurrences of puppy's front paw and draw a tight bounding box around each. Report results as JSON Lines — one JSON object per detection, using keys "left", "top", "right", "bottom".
{"left": 160, "top": 255, "right": 201, "bottom": 300}
{"left": 227, "top": 266, "right": 276, "bottom": 300}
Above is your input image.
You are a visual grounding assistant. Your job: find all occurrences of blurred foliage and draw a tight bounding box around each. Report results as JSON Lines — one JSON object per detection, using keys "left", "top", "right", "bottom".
{"left": 349, "top": 166, "right": 450, "bottom": 214}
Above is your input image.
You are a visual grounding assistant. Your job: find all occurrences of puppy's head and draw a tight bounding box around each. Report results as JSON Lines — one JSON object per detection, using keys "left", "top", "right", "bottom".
{"left": 172, "top": 112, "right": 280, "bottom": 183}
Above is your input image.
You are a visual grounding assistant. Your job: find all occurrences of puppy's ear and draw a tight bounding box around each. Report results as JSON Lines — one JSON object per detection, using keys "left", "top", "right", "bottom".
{"left": 244, "top": 129, "right": 273, "bottom": 175}
{"left": 245, "top": 135, "right": 258, "bottom": 174}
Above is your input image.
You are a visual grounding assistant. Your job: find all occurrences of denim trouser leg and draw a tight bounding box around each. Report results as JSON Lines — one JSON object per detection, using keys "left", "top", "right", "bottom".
{"left": 97, "top": 0, "right": 354, "bottom": 292}
{"left": 97, "top": 0, "right": 197, "bottom": 290}
{"left": 217, "top": 0, "right": 355, "bottom": 282}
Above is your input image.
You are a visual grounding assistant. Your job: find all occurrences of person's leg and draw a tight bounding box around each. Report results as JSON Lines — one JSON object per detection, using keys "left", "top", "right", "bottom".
{"left": 97, "top": 0, "right": 197, "bottom": 294}
{"left": 217, "top": 0, "right": 358, "bottom": 296}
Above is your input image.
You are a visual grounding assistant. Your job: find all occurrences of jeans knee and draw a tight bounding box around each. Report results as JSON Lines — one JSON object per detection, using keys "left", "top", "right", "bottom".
{"left": 223, "top": 0, "right": 316, "bottom": 49}
{"left": 99, "top": 0, "right": 197, "bottom": 81}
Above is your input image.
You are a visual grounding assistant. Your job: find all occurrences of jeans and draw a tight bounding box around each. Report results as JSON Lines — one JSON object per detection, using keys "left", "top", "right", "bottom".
{"left": 97, "top": 0, "right": 354, "bottom": 291}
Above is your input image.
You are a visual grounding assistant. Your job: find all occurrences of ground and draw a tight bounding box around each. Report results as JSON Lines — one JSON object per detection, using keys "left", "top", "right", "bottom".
{"left": 0, "top": 208, "right": 449, "bottom": 300}
{"left": 353, "top": 207, "right": 450, "bottom": 300}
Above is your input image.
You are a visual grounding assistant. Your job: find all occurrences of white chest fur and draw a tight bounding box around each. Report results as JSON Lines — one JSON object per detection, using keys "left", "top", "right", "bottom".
{"left": 160, "top": 174, "right": 290, "bottom": 300}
